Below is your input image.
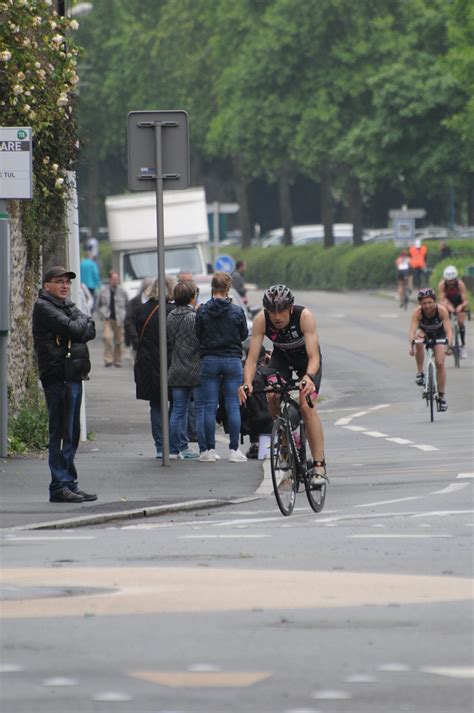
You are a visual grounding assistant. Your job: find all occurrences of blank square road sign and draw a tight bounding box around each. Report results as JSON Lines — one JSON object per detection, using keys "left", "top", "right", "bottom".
{"left": 128, "top": 110, "right": 190, "bottom": 192}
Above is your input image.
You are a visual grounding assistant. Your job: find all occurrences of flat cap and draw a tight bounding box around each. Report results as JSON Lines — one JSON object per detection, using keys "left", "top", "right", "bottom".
{"left": 43, "top": 266, "right": 76, "bottom": 284}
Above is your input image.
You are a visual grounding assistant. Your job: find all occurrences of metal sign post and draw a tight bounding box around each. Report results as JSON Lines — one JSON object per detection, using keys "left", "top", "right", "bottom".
{"left": 128, "top": 111, "right": 189, "bottom": 466}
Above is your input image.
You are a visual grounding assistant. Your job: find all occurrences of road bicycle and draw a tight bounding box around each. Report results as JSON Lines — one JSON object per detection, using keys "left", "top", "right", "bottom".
{"left": 246, "top": 374, "right": 327, "bottom": 516}
{"left": 399, "top": 276, "right": 410, "bottom": 310}
{"left": 413, "top": 336, "right": 448, "bottom": 422}
{"left": 450, "top": 312, "right": 461, "bottom": 368}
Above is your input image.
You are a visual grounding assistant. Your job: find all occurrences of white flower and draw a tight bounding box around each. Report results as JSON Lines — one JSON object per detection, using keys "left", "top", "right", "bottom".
{"left": 50, "top": 21, "right": 57, "bottom": 30}
{"left": 23, "top": 38, "right": 31, "bottom": 47}
{"left": 0, "top": 50, "right": 12, "bottom": 62}
{"left": 32, "top": 16, "right": 42, "bottom": 26}
{"left": 28, "top": 110, "right": 37, "bottom": 120}
{"left": 51, "top": 163, "right": 59, "bottom": 172}
{"left": 52, "top": 34, "right": 64, "bottom": 45}
{"left": 69, "top": 74, "right": 79, "bottom": 85}
{"left": 44, "top": 0, "right": 52, "bottom": 5}
{"left": 55, "top": 177, "right": 65, "bottom": 188}
{"left": 35, "top": 61, "right": 41, "bottom": 69}
{"left": 12, "top": 84, "right": 23, "bottom": 95}
{"left": 21, "top": 104, "right": 31, "bottom": 113}
{"left": 56, "top": 94, "right": 68, "bottom": 107}
{"left": 17, "top": 71, "right": 25, "bottom": 81}
{"left": 43, "top": 156, "right": 50, "bottom": 165}
{"left": 69, "top": 19, "right": 79, "bottom": 30}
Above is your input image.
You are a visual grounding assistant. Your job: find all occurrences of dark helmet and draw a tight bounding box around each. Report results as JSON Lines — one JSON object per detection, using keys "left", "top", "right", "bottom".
{"left": 262, "top": 284, "right": 294, "bottom": 311}
{"left": 417, "top": 287, "right": 436, "bottom": 302}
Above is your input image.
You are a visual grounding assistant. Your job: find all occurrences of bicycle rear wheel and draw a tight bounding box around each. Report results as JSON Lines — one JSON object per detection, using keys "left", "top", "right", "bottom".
{"left": 427, "top": 362, "right": 435, "bottom": 422}
{"left": 270, "top": 418, "right": 297, "bottom": 516}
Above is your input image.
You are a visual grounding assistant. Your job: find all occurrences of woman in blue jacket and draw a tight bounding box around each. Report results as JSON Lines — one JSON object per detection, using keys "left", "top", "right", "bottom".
{"left": 195, "top": 272, "right": 248, "bottom": 462}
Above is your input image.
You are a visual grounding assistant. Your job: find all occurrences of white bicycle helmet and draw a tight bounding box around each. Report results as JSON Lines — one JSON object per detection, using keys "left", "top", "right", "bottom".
{"left": 443, "top": 265, "right": 458, "bottom": 280}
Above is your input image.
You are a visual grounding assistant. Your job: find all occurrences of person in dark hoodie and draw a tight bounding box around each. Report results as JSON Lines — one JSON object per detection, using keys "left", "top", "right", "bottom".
{"left": 195, "top": 271, "right": 248, "bottom": 462}
{"left": 32, "top": 266, "right": 97, "bottom": 503}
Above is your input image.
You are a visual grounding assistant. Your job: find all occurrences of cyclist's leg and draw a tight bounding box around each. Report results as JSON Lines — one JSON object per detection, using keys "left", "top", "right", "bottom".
{"left": 434, "top": 343, "right": 447, "bottom": 395}
{"left": 296, "top": 360, "right": 325, "bottom": 469}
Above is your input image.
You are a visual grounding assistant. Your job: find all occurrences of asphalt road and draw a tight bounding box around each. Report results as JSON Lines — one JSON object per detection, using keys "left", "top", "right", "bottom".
{"left": 1, "top": 290, "right": 473, "bottom": 713}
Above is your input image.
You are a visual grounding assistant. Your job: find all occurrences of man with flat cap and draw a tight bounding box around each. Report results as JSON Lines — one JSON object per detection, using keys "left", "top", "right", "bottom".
{"left": 33, "top": 266, "right": 97, "bottom": 503}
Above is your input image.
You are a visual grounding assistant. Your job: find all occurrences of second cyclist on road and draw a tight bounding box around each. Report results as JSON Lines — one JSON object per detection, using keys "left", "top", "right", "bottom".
{"left": 408, "top": 288, "right": 453, "bottom": 412}
{"left": 238, "top": 284, "right": 326, "bottom": 485}
{"left": 438, "top": 265, "right": 469, "bottom": 359}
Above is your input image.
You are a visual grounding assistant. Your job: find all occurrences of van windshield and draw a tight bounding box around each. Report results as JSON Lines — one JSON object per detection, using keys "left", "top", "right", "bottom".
{"left": 123, "top": 247, "right": 204, "bottom": 280}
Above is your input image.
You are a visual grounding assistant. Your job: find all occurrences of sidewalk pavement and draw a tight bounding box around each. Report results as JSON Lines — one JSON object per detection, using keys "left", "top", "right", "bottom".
{"left": 1, "top": 323, "right": 263, "bottom": 531}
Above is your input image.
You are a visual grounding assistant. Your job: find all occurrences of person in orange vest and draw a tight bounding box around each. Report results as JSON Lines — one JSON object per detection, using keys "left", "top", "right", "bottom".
{"left": 409, "top": 239, "right": 427, "bottom": 289}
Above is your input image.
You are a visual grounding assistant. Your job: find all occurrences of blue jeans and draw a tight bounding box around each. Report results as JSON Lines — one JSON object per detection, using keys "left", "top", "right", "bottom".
{"left": 150, "top": 400, "right": 164, "bottom": 455}
{"left": 169, "top": 386, "right": 205, "bottom": 454}
{"left": 43, "top": 381, "right": 82, "bottom": 496}
{"left": 201, "top": 356, "right": 242, "bottom": 451}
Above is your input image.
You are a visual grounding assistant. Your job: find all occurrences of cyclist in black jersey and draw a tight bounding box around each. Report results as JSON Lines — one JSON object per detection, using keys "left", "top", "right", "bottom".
{"left": 238, "top": 284, "right": 326, "bottom": 483}
{"left": 408, "top": 288, "right": 452, "bottom": 411}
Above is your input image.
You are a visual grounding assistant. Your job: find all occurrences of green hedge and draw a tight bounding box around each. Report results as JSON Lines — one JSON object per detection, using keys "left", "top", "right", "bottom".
{"left": 228, "top": 239, "right": 474, "bottom": 292}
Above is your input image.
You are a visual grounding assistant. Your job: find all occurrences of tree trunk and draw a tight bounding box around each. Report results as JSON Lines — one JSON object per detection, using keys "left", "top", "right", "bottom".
{"left": 279, "top": 169, "right": 293, "bottom": 246}
{"left": 321, "top": 172, "right": 334, "bottom": 248}
{"left": 467, "top": 173, "right": 474, "bottom": 225}
{"left": 8, "top": 201, "right": 40, "bottom": 417}
{"left": 234, "top": 158, "right": 252, "bottom": 249}
{"left": 347, "top": 174, "right": 363, "bottom": 246}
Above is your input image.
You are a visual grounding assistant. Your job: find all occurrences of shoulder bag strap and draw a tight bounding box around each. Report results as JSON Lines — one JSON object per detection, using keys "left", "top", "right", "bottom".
{"left": 138, "top": 304, "right": 159, "bottom": 343}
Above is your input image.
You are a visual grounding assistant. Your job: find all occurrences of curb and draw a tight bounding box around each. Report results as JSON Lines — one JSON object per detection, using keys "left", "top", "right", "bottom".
{"left": 2, "top": 496, "right": 261, "bottom": 532}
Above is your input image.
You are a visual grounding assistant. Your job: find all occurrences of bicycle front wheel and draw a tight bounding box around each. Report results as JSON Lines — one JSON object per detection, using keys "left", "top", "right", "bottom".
{"left": 427, "top": 362, "right": 435, "bottom": 422}
{"left": 453, "top": 323, "right": 461, "bottom": 368}
{"left": 305, "top": 463, "right": 327, "bottom": 513}
{"left": 270, "top": 418, "right": 297, "bottom": 516}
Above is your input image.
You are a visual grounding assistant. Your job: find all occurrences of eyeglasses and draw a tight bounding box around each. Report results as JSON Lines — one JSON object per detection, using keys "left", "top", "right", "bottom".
{"left": 49, "top": 279, "right": 71, "bottom": 286}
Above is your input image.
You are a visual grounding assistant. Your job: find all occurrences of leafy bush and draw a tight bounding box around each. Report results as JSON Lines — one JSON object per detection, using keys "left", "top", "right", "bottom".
{"left": 229, "top": 239, "right": 474, "bottom": 292}
{"left": 8, "top": 397, "right": 49, "bottom": 454}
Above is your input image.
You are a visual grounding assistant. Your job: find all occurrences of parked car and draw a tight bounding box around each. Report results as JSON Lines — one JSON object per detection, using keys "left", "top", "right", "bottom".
{"left": 260, "top": 223, "right": 354, "bottom": 247}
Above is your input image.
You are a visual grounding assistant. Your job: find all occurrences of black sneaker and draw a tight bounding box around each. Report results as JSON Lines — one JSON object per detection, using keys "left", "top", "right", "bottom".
{"left": 415, "top": 372, "right": 425, "bottom": 386}
{"left": 246, "top": 443, "right": 259, "bottom": 459}
{"left": 438, "top": 398, "right": 447, "bottom": 412}
{"left": 50, "top": 488, "right": 85, "bottom": 503}
{"left": 76, "top": 490, "right": 98, "bottom": 502}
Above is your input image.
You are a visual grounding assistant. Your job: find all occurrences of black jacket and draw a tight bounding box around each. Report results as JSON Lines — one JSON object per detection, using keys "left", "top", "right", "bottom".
{"left": 134, "top": 299, "right": 173, "bottom": 401}
{"left": 32, "top": 289, "right": 96, "bottom": 386}
{"left": 195, "top": 297, "right": 248, "bottom": 358}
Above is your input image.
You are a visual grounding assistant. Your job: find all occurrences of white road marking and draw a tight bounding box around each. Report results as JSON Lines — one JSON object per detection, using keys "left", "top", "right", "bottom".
{"left": 343, "top": 674, "right": 377, "bottom": 683}
{"left": 43, "top": 677, "right": 78, "bottom": 686}
{"left": 364, "top": 431, "right": 390, "bottom": 438}
{"left": 369, "top": 404, "right": 390, "bottom": 411}
{"left": 386, "top": 437, "right": 414, "bottom": 445}
{"left": 431, "top": 483, "right": 469, "bottom": 495}
{"left": 377, "top": 663, "right": 412, "bottom": 672}
{"left": 355, "top": 497, "right": 422, "bottom": 508}
{"left": 335, "top": 416, "right": 353, "bottom": 426}
{"left": 343, "top": 425, "right": 368, "bottom": 431}
{"left": 0, "top": 664, "right": 24, "bottom": 672}
{"left": 93, "top": 692, "right": 132, "bottom": 702}
{"left": 348, "top": 534, "right": 452, "bottom": 539}
{"left": 420, "top": 666, "right": 474, "bottom": 679}
{"left": 351, "top": 411, "right": 369, "bottom": 418}
{"left": 311, "top": 689, "right": 352, "bottom": 700}
{"left": 179, "top": 534, "right": 270, "bottom": 540}
{"left": 411, "top": 509, "right": 474, "bottom": 518}
{"left": 410, "top": 444, "right": 439, "bottom": 451}
{"left": 188, "top": 664, "right": 221, "bottom": 672}
{"left": 457, "top": 472, "right": 474, "bottom": 479}
{"left": 4, "top": 536, "right": 96, "bottom": 541}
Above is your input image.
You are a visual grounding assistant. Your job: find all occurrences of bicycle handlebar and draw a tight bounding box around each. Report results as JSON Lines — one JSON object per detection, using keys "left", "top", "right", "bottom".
{"left": 243, "top": 380, "right": 314, "bottom": 408}
{"left": 412, "top": 338, "right": 449, "bottom": 345}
